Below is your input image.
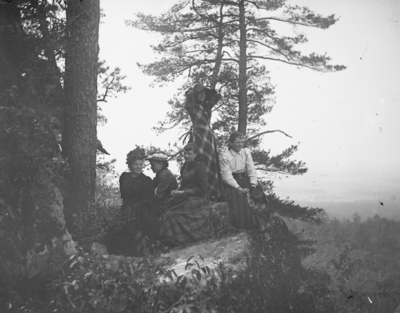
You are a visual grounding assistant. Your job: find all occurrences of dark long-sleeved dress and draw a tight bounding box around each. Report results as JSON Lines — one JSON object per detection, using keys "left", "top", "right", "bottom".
{"left": 106, "top": 172, "right": 156, "bottom": 256}
{"left": 119, "top": 172, "right": 154, "bottom": 205}
{"left": 152, "top": 168, "right": 178, "bottom": 205}
{"left": 159, "top": 161, "right": 209, "bottom": 245}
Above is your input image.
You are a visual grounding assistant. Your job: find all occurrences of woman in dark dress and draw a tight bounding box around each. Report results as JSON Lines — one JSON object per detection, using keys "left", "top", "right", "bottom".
{"left": 145, "top": 153, "right": 178, "bottom": 206}
{"left": 159, "top": 143, "right": 209, "bottom": 246}
{"left": 107, "top": 147, "right": 155, "bottom": 256}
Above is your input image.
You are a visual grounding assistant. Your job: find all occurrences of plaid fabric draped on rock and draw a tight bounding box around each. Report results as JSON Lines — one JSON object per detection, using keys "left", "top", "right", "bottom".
{"left": 184, "top": 83, "right": 221, "bottom": 198}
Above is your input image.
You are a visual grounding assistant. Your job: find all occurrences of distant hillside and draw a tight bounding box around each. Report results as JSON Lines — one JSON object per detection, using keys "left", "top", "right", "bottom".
{"left": 298, "top": 199, "right": 400, "bottom": 221}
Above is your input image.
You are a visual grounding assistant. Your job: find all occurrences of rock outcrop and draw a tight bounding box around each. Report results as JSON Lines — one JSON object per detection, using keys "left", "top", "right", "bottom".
{"left": 70, "top": 215, "right": 302, "bottom": 312}
{"left": 0, "top": 107, "right": 77, "bottom": 293}
{"left": 157, "top": 232, "right": 250, "bottom": 281}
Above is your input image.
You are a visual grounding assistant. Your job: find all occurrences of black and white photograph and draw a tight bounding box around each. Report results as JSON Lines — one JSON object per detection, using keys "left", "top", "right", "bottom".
{"left": 0, "top": 0, "right": 399, "bottom": 312}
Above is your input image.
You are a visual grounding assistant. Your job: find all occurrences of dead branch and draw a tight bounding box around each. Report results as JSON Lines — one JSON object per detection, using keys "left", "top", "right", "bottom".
{"left": 247, "top": 129, "right": 293, "bottom": 140}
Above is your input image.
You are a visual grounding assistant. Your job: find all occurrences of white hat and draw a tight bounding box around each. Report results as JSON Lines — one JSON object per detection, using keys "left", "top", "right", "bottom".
{"left": 145, "top": 153, "right": 168, "bottom": 161}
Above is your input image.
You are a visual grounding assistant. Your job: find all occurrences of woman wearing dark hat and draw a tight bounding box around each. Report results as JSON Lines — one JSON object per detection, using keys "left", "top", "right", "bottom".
{"left": 119, "top": 147, "right": 153, "bottom": 208}
{"left": 184, "top": 83, "right": 222, "bottom": 200}
{"left": 220, "top": 132, "right": 270, "bottom": 230}
{"left": 159, "top": 143, "right": 209, "bottom": 246}
{"left": 106, "top": 147, "right": 155, "bottom": 256}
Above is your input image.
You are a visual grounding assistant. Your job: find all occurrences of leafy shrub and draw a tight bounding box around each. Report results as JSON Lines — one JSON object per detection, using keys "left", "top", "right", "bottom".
{"left": 18, "top": 251, "right": 221, "bottom": 313}
{"left": 208, "top": 202, "right": 238, "bottom": 239}
{"left": 291, "top": 215, "right": 400, "bottom": 313}
{"left": 74, "top": 158, "right": 121, "bottom": 240}
{"left": 0, "top": 106, "right": 68, "bottom": 310}
{"left": 214, "top": 215, "right": 338, "bottom": 313}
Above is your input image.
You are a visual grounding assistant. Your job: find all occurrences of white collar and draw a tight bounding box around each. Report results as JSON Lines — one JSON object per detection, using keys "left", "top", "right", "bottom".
{"left": 230, "top": 148, "right": 243, "bottom": 155}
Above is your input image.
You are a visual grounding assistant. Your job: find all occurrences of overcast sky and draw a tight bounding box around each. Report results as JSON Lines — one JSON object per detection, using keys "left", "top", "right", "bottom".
{"left": 97, "top": 0, "right": 400, "bottom": 208}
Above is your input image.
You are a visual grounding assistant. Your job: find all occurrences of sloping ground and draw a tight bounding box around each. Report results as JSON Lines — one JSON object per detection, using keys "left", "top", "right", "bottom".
{"left": 75, "top": 215, "right": 303, "bottom": 312}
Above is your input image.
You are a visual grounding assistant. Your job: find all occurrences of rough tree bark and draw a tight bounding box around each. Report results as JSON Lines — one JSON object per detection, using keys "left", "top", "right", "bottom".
{"left": 63, "top": 0, "right": 100, "bottom": 232}
{"left": 238, "top": 0, "right": 248, "bottom": 134}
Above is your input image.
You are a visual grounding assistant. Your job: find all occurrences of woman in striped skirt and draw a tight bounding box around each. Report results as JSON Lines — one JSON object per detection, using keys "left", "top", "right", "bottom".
{"left": 184, "top": 83, "right": 222, "bottom": 200}
{"left": 159, "top": 143, "right": 209, "bottom": 246}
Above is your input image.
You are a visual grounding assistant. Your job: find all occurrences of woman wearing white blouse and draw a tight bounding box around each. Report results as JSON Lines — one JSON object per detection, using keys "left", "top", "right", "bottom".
{"left": 220, "top": 132, "right": 269, "bottom": 229}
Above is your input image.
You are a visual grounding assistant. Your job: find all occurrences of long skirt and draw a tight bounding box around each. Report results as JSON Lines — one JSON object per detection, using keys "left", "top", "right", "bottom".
{"left": 159, "top": 197, "right": 208, "bottom": 245}
{"left": 225, "top": 175, "right": 269, "bottom": 229}
{"left": 106, "top": 201, "right": 160, "bottom": 256}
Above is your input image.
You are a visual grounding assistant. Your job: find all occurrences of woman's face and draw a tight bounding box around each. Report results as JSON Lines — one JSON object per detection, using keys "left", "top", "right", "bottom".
{"left": 231, "top": 137, "right": 244, "bottom": 152}
{"left": 184, "top": 149, "right": 197, "bottom": 163}
{"left": 150, "top": 160, "right": 164, "bottom": 173}
{"left": 129, "top": 159, "right": 144, "bottom": 176}
{"left": 196, "top": 90, "right": 206, "bottom": 102}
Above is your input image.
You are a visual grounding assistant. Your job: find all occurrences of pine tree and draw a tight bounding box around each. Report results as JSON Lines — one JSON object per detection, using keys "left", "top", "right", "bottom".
{"left": 128, "top": 0, "right": 345, "bottom": 136}
{"left": 128, "top": 0, "right": 345, "bottom": 223}
{"left": 63, "top": 0, "right": 100, "bottom": 230}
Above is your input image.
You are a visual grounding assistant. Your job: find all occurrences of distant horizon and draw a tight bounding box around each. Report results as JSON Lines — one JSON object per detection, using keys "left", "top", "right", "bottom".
{"left": 288, "top": 197, "right": 399, "bottom": 221}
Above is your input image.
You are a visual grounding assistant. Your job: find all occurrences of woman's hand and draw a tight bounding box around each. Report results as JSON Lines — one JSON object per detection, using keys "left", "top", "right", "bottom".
{"left": 171, "top": 190, "right": 185, "bottom": 195}
{"left": 237, "top": 187, "right": 249, "bottom": 194}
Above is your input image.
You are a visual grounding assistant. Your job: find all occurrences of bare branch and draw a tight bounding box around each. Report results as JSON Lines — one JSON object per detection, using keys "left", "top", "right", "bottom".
{"left": 222, "top": 50, "right": 239, "bottom": 63}
{"left": 221, "top": 57, "right": 240, "bottom": 63}
{"left": 162, "top": 115, "right": 187, "bottom": 131}
{"left": 97, "top": 74, "right": 116, "bottom": 103}
{"left": 247, "top": 129, "right": 293, "bottom": 140}
{"left": 184, "top": 47, "right": 218, "bottom": 54}
{"left": 221, "top": 0, "right": 239, "bottom": 6}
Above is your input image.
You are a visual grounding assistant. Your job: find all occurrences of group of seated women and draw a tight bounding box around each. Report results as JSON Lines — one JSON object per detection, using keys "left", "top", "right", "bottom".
{"left": 107, "top": 143, "right": 210, "bottom": 255}
{"left": 107, "top": 132, "right": 269, "bottom": 256}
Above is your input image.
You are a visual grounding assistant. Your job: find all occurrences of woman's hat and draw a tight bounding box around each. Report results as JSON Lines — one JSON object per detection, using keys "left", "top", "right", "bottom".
{"left": 186, "top": 83, "right": 218, "bottom": 102}
{"left": 191, "top": 83, "right": 208, "bottom": 93}
{"left": 145, "top": 153, "right": 168, "bottom": 162}
{"left": 126, "top": 147, "right": 147, "bottom": 164}
{"left": 250, "top": 186, "right": 264, "bottom": 199}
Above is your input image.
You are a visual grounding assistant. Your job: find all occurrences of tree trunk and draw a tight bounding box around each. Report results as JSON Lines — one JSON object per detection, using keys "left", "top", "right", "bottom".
{"left": 63, "top": 0, "right": 100, "bottom": 233}
{"left": 238, "top": 0, "right": 247, "bottom": 135}
{"left": 210, "top": 3, "right": 225, "bottom": 90}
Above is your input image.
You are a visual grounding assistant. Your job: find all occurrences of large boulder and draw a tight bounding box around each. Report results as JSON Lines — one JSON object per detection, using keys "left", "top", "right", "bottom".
{"left": 156, "top": 232, "right": 250, "bottom": 282}
{"left": 0, "top": 172, "right": 77, "bottom": 279}
{"left": 89, "top": 231, "right": 251, "bottom": 284}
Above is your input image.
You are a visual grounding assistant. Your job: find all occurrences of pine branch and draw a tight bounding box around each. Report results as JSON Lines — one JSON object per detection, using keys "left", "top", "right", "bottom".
{"left": 246, "top": 39, "right": 290, "bottom": 61}
{"left": 192, "top": 0, "right": 219, "bottom": 24}
{"left": 97, "top": 74, "right": 115, "bottom": 103}
{"left": 248, "top": 55, "right": 326, "bottom": 72}
{"left": 254, "top": 16, "right": 320, "bottom": 28}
